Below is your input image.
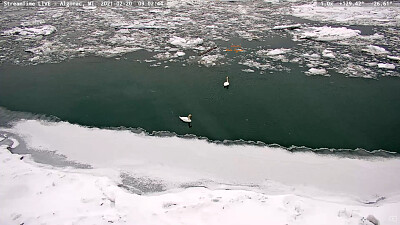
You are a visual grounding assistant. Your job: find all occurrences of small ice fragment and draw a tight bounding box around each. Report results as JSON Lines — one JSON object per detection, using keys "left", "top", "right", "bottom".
{"left": 363, "top": 45, "right": 389, "bottom": 55}
{"left": 306, "top": 68, "right": 329, "bottom": 76}
{"left": 377, "top": 63, "right": 395, "bottom": 70}
{"left": 322, "top": 49, "right": 335, "bottom": 58}
{"left": 272, "top": 24, "right": 301, "bottom": 30}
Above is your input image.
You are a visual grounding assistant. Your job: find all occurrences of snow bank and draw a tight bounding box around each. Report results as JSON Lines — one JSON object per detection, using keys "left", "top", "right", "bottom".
{"left": 1, "top": 145, "right": 399, "bottom": 225}
{"left": 5, "top": 119, "right": 400, "bottom": 200}
{"left": 295, "top": 26, "right": 361, "bottom": 42}
{"left": 3, "top": 25, "right": 56, "bottom": 36}
{"left": 1, "top": 124, "right": 400, "bottom": 225}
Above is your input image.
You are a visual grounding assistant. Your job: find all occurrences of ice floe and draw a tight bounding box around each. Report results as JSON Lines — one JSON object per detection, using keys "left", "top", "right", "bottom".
{"left": 294, "top": 26, "right": 361, "bottom": 42}
{"left": 322, "top": 49, "right": 335, "bottom": 58}
{"left": 306, "top": 68, "right": 329, "bottom": 76}
{"left": 3, "top": 25, "right": 56, "bottom": 36}
{"left": 292, "top": 4, "right": 400, "bottom": 26}
{"left": 377, "top": 63, "right": 396, "bottom": 70}
{"left": 363, "top": 45, "right": 389, "bottom": 55}
{"left": 199, "top": 54, "right": 224, "bottom": 67}
{"left": 387, "top": 55, "right": 400, "bottom": 61}
{"left": 169, "top": 36, "right": 203, "bottom": 49}
{"left": 272, "top": 24, "right": 301, "bottom": 30}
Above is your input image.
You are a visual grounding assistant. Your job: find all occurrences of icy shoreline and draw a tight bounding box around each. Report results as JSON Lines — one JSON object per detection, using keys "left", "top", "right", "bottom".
{"left": 1, "top": 120, "right": 400, "bottom": 225}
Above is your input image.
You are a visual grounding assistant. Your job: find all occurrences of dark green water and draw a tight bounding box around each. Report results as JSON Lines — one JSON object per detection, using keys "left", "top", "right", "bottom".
{"left": 1, "top": 54, "right": 400, "bottom": 152}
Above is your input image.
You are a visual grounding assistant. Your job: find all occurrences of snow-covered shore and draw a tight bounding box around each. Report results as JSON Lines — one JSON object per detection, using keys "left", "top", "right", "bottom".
{"left": 1, "top": 119, "right": 400, "bottom": 224}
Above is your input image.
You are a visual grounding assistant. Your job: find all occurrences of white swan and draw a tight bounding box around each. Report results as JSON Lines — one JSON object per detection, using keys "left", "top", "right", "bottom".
{"left": 179, "top": 114, "right": 192, "bottom": 123}
{"left": 224, "top": 76, "right": 229, "bottom": 88}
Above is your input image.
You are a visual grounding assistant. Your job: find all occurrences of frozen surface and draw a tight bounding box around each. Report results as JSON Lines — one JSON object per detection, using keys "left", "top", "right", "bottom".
{"left": 3, "top": 119, "right": 400, "bottom": 200}
{"left": 1, "top": 121, "right": 400, "bottom": 225}
{"left": 0, "top": 1, "right": 398, "bottom": 78}
{"left": 293, "top": 26, "right": 361, "bottom": 42}
{"left": 292, "top": 4, "right": 400, "bottom": 26}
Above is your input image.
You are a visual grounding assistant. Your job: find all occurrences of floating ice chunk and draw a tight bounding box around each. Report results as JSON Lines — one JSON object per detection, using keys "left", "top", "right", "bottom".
{"left": 239, "top": 60, "right": 270, "bottom": 70}
{"left": 363, "top": 45, "right": 389, "bottom": 55}
{"left": 199, "top": 54, "right": 224, "bottom": 67}
{"left": 272, "top": 24, "right": 301, "bottom": 30}
{"left": 21, "top": 19, "right": 45, "bottom": 26}
{"left": 97, "top": 47, "right": 141, "bottom": 58}
{"left": 242, "top": 69, "right": 255, "bottom": 73}
{"left": 169, "top": 36, "right": 203, "bottom": 49}
{"left": 8, "top": 138, "right": 19, "bottom": 149}
{"left": 154, "top": 52, "right": 174, "bottom": 60}
{"left": 175, "top": 51, "right": 185, "bottom": 57}
{"left": 339, "top": 63, "right": 375, "bottom": 78}
{"left": 359, "top": 33, "right": 384, "bottom": 40}
{"left": 25, "top": 41, "right": 59, "bottom": 55}
{"left": 377, "top": 63, "right": 395, "bottom": 70}
{"left": 266, "top": 48, "right": 291, "bottom": 56}
{"left": 263, "top": 0, "right": 280, "bottom": 3}
{"left": 303, "top": 53, "right": 320, "bottom": 59}
{"left": 3, "top": 25, "right": 56, "bottom": 36}
{"left": 296, "top": 26, "right": 360, "bottom": 41}
{"left": 387, "top": 55, "right": 400, "bottom": 61}
{"left": 322, "top": 49, "right": 335, "bottom": 58}
{"left": 306, "top": 68, "right": 329, "bottom": 76}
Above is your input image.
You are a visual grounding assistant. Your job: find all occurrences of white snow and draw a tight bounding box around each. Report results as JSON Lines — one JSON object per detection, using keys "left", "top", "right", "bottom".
{"left": 295, "top": 26, "right": 361, "bottom": 42}
{"left": 1, "top": 120, "right": 400, "bottom": 225}
{"left": 363, "top": 45, "right": 389, "bottom": 55}
{"left": 377, "top": 63, "right": 396, "bottom": 70}
{"left": 169, "top": 36, "right": 203, "bottom": 49}
{"left": 3, "top": 25, "right": 56, "bottom": 36}
{"left": 4, "top": 120, "right": 400, "bottom": 198}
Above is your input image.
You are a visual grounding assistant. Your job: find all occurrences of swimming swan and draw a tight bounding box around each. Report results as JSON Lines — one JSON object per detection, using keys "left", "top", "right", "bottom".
{"left": 179, "top": 114, "right": 192, "bottom": 123}
{"left": 224, "top": 76, "right": 229, "bottom": 88}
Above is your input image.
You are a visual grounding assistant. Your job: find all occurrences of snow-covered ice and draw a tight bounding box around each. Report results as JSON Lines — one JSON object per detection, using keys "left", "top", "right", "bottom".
{"left": 377, "top": 63, "right": 396, "bottom": 70}
{"left": 294, "top": 26, "right": 361, "bottom": 42}
{"left": 169, "top": 36, "right": 203, "bottom": 49}
{"left": 1, "top": 120, "right": 400, "bottom": 225}
{"left": 306, "top": 68, "right": 329, "bottom": 76}
{"left": 292, "top": 4, "right": 400, "bottom": 26}
{"left": 3, "top": 25, "right": 56, "bottom": 36}
{"left": 363, "top": 45, "right": 389, "bottom": 55}
{"left": 322, "top": 49, "right": 335, "bottom": 59}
